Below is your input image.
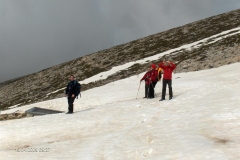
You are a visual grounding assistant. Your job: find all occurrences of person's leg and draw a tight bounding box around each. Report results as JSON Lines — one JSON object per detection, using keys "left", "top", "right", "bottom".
{"left": 147, "top": 84, "right": 150, "bottom": 98}
{"left": 161, "top": 79, "right": 167, "bottom": 100}
{"left": 72, "top": 97, "right": 75, "bottom": 112}
{"left": 68, "top": 97, "right": 75, "bottom": 113}
{"left": 152, "top": 81, "right": 157, "bottom": 98}
{"left": 152, "top": 81, "right": 157, "bottom": 88}
{"left": 149, "top": 83, "right": 154, "bottom": 98}
{"left": 145, "top": 84, "right": 148, "bottom": 98}
{"left": 68, "top": 97, "right": 71, "bottom": 113}
{"left": 168, "top": 80, "right": 173, "bottom": 99}
{"left": 150, "top": 83, "right": 155, "bottom": 98}
{"left": 151, "top": 82, "right": 155, "bottom": 98}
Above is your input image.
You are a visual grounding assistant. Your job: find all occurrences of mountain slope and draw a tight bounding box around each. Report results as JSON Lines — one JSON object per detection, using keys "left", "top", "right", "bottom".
{"left": 1, "top": 63, "right": 240, "bottom": 159}
{"left": 1, "top": 9, "right": 240, "bottom": 110}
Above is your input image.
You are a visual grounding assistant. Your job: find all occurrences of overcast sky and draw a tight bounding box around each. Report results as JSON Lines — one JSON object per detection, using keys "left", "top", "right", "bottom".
{"left": 1, "top": 0, "right": 240, "bottom": 82}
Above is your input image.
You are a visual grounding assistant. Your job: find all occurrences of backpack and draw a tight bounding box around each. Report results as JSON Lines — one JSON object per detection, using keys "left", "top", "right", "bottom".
{"left": 74, "top": 81, "right": 81, "bottom": 99}
{"left": 157, "top": 68, "right": 162, "bottom": 81}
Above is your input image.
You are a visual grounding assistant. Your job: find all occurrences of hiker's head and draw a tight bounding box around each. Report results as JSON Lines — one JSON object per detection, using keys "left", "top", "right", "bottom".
{"left": 151, "top": 64, "right": 156, "bottom": 70}
{"left": 69, "top": 75, "right": 75, "bottom": 81}
{"left": 147, "top": 67, "right": 151, "bottom": 71}
{"left": 164, "top": 61, "right": 169, "bottom": 66}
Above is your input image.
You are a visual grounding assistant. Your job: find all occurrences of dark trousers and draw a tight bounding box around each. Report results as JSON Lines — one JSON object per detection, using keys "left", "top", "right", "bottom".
{"left": 162, "top": 79, "right": 173, "bottom": 99}
{"left": 149, "top": 82, "right": 155, "bottom": 98}
{"left": 152, "top": 81, "right": 157, "bottom": 88}
{"left": 68, "top": 97, "right": 75, "bottom": 113}
{"left": 145, "top": 84, "right": 150, "bottom": 98}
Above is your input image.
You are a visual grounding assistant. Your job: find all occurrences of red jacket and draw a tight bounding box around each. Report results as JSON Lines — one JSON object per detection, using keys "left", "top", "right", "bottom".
{"left": 141, "top": 71, "right": 151, "bottom": 84}
{"left": 150, "top": 69, "right": 158, "bottom": 82}
{"left": 158, "top": 62, "right": 176, "bottom": 80}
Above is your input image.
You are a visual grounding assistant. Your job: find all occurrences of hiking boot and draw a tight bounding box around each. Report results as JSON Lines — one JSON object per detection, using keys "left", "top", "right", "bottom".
{"left": 159, "top": 99, "right": 165, "bottom": 101}
{"left": 169, "top": 97, "right": 173, "bottom": 100}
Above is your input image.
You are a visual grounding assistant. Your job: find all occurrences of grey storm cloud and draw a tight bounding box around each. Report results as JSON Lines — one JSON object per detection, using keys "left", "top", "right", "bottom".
{"left": 0, "top": 0, "right": 240, "bottom": 82}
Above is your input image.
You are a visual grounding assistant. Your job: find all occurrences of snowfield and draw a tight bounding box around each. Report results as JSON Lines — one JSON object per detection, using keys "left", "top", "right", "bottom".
{"left": 1, "top": 63, "right": 240, "bottom": 160}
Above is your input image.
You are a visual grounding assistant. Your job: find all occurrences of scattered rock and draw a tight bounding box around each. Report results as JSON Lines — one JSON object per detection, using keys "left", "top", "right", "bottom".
{"left": 0, "top": 112, "right": 26, "bottom": 121}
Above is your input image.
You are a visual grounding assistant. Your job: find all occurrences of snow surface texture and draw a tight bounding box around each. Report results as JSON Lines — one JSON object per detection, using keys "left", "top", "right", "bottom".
{"left": 1, "top": 63, "right": 240, "bottom": 160}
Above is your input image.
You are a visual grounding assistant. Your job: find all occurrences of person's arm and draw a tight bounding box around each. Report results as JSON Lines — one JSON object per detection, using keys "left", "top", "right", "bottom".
{"left": 65, "top": 83, "right": 69, "bottom": 96}
{"left": 169, "top": 62, "right": 176, "bottom": 70}
{"left": 158, "top": 62, "right": 166, "bottom": 69}
{"left": 141, "top": 73, "right": 148, "bottom": 81}
{"left": 74, "top": 82, "right": 78, "bottom": 97}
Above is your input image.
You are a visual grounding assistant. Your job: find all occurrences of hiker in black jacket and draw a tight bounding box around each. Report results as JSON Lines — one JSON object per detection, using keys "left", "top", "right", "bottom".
{"left": 65, "top": 75, "right": 78, "bottom": 114}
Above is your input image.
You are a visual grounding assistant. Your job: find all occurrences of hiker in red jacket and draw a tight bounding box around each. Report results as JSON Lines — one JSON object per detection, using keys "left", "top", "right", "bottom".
{"left": 148, "top": 64, "right": 158, "bottom": 98}
{"left": 140, "top": 67, "right": 151, "bottom": 98}
{"left": 158, "top": 60, "right": 177, "bottom": 101}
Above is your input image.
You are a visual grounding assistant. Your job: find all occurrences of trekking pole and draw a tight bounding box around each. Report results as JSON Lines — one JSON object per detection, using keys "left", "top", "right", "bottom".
{"left": 136, "top": 81, "right": 142, "bottom": 99}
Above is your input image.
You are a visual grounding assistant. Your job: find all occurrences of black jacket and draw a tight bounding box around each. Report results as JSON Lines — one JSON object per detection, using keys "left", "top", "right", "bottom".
{"left": 65, "top": 80, "right": 78, "bottom": 97}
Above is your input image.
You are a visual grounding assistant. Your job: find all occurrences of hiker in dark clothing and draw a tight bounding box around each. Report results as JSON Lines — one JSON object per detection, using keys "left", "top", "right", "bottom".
{"left": 65, "top": 75, "right": 78, "bottom": 114}
{"left": 158, "top": 60, "right": 177, "bottom": 101}
{"left": 140, "top": 67, "right": 151, "bottom": 98}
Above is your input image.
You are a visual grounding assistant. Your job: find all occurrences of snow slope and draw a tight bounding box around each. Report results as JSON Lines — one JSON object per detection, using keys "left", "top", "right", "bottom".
{"left": 80, "top": 27, "right": 240, "bottom": 85}
{"left": 1, "top": 63, "right": 240, "bottom": 160}
{"left": 45, "top": 27, "right": 240, "bottom": 98}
